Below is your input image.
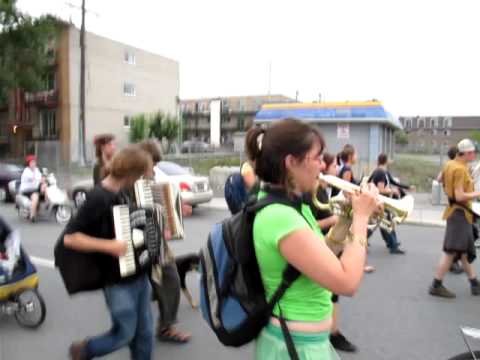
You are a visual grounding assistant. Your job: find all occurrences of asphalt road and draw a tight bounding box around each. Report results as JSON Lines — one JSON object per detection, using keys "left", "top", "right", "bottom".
{"left": 0, "top": 202, "right": 479, "bottom": 360}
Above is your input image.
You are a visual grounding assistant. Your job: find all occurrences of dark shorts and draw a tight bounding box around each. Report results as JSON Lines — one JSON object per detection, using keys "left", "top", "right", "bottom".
{"left": 443, "top": 209, "right": 476, "bottom": 262}
{"left": 22, "top": 188, "right": 44, "bottom": 201}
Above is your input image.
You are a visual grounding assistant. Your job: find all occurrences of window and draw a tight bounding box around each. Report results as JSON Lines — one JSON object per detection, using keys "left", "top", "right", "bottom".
{"left": 445, "top": 117, "right": 453, "bottom": 128}
{"left": 123, "top": 82, "right": 136, "bottom": 96}
{"left": 39, "top": 110, "right": 57, "bottom": 138}
{"left": 123, "top": 115, "right": 131, "bottom": 128}
{"left": 124, "top": 51, "right": 135, "bottom": 65}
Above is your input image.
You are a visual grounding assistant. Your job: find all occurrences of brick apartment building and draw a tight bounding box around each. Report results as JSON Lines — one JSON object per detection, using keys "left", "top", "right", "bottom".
{"left": 399, "top": 116, "right": 480, "bottom": 153}
{"left": 179, "top": 95, "right": 294, "bottom": 147}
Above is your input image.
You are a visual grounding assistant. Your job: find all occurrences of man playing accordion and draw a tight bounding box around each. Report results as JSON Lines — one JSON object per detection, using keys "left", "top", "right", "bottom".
{"left": 64, "top": 146, "right": 154, "bottom": 360}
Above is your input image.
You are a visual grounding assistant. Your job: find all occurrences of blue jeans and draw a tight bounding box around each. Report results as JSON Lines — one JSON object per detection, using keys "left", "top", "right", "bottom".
{"left": 380, "top": 228, "right": 399, "bottom": 251}
{"left": 367, "top": 228, "right": 400, "bottom": 251}
{"left": 85, "top": 274, "right": 153, "bottom": 360}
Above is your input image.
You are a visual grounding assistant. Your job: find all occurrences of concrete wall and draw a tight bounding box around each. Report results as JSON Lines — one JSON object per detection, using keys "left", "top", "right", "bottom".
{"left": 68, "top": 26, "right": 180, "bottom": 163}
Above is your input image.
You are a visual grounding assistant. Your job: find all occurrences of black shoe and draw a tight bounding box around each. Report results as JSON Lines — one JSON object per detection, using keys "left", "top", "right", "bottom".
{"left": 472, "top": 284, "right": 480, "bottom": 296}
{"left": 390, "top": 248, "right": 405, "bottom": 255}
{"left": 450, "top": 262, "right": 464, "bottom": 274}
{"left": 429, "top": 284, "right": 456, "bottom": 298}
{"left": 330, "top": 332, "right": 357, "bottom": 352}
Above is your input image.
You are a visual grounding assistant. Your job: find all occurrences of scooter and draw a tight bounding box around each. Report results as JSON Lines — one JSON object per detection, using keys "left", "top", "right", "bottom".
{"left": 13, "top": 170, "right": 73, "bottom": 224}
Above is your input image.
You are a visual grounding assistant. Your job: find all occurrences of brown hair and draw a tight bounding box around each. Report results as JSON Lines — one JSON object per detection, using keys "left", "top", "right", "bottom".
{"left": 137, "top": 139, "right": 162, "bottom": 163}
{"left": 94, "top": 134, "right": 115, "bottom": 160}
{"left": 109, "top": 146, "right": 152, "bottom": 180}
{"left": 323, "top": 152, "right": 336, "bottom": 169}
{"left": 337, "top": 144, "right": 355, "bottom": 165}
{"left": 377, "top": 153, "right": 388, "bottom": 165}
{"left": 245, "top": 118, "right": 325, "bottom": 188}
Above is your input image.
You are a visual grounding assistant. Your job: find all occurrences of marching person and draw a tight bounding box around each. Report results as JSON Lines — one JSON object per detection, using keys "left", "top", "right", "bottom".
{"left": 308, "top": 152, "right": 358, "bottom": 353}
{"left": 19, "top": 155, "right": 47, "bottom": 222}
{"left": 437, "top": 145, "right": 464, "bottom": 274}
{"left": 337, "top": 144, "right": 375, "bottom": 273}
{"left": 245, "top": 119, "right": 379, "bottom": 359}
{"left": 93, "top": 134, "right": 116, "bottom": 185}
{"left": 137, "top": 140, "right": 192, "bottom": 344}
{"left": 65, "top": 146, "right": 154, "bottom": 360}
{"left": 429, "top": 139, "right": 480, "bottom": 298}
{"left": 367, "top": 153, "right": 407, "bottom": 255}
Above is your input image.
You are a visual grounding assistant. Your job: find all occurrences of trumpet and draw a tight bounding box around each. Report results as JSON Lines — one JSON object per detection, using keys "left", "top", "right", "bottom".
{"left": 312, "top": 173, "right": 415, "bottom": 233}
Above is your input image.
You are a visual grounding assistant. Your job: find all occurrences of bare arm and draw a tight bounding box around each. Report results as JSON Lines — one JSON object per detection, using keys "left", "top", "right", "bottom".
{"left": 279, "top": 213, "right": 368, "bottom": 296}
{"left": 243, "top": 171, "right": 257, "bottom": 190}
{"left": 64, "top": 233, "right": 126, "bottom": 258}
{"left": 454, "top": 186, "right": 480, "bottom": 203}
{"left": 317, "top": 215, "right": 338, "bottom": 232}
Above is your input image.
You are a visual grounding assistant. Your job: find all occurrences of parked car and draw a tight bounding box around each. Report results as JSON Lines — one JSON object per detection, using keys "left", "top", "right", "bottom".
{"left": 180, "top": 140, "right": 212, "bottom": 154}
{"left": 0, "top": 163, "right": 23, "bottom": 202}
{"left": 69, "top": 161, "right": 213, "bottom": 208}
{"left": 156, "top": 161, "right": 213, "bottom": 206}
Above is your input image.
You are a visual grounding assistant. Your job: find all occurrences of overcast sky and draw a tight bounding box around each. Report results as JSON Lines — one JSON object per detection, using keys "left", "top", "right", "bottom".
{"left": 17, "top": 0, "right": 480, "bottom": 117}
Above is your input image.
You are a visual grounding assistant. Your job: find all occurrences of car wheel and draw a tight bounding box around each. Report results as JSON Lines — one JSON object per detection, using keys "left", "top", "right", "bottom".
{"left": 72, "top": 189, "right": 87, "bottom": 209}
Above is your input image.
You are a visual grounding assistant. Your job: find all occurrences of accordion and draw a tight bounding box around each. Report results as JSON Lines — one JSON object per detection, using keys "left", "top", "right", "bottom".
{"left": 150, "top": 181, "right": 184, "bottom": 241}
{"left": 113, "top": 180, "right": 164, "bottom": 278}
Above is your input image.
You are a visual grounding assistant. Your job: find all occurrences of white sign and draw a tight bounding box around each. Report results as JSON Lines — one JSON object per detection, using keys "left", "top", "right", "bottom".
{"left": 210, "top": 100, "right": 221, "bottom": 147}
{"left": 337, "top": 124, "right": 350, "bottom": 139}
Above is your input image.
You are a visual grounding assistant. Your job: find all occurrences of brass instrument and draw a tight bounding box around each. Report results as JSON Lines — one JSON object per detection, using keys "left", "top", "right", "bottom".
{"left": 313, "top": 174, "right": 414, "bottom": 245}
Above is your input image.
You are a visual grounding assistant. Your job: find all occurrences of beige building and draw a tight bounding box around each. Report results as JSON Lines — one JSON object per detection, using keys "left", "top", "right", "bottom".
{"left": 0, "top": 23, "right": 179, "bottom": 165}
{"left": 180, "top": 95, "right": 294, "bottom": 147}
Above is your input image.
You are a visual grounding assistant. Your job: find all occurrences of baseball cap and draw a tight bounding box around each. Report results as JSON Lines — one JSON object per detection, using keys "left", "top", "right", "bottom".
{"left": 457, "top": 139, "right": 476, "bottom": 153}
{"left": 25, "top": 155, "right": 36, "bottom": 165}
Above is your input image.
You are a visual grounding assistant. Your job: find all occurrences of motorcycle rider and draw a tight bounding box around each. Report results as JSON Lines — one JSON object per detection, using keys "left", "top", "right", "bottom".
{"left": 19, "top": 155, "right": 47, "bottom": 222}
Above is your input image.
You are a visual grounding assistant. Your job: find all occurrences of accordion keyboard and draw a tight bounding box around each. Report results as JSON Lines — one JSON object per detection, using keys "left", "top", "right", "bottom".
{"left": 152, "top": 182, "right": 184, "bottom": 240}
{"left": 135, "top": 179, "right": 154, "bottom": 208}
{"left": 113, "top": 205, "right": 136, "bottom": 277}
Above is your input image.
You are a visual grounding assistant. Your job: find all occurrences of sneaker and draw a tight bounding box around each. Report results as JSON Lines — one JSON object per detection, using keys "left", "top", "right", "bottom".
{"left": 390, "top": 248, "right": 405, "bottom": 255}
{"left": 69, "top": 340, "right": 88, "bottom": 360}
{"left": 330, "top": 332, "right": 357, "bottom": 352}
{"left": 429, "top": 285, "right": 456, "bottom": 298}
{"left": 471, "top": 284, "right": 480, "bottom": 296}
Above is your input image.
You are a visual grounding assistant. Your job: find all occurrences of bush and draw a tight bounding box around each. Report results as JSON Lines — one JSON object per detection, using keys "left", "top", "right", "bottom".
{"left": 129, "top": 114, "right": 148, "bottom": 143}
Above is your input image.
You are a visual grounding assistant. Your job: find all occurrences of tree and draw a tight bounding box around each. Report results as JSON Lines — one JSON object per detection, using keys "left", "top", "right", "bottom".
{"left": 129, "top": 114, "right": 148, "bottom": 143}
{"left": 0, "top": 0, "right": 60, "bottom": 105}
{"left": 162, "top": 114, "right": 179, "bottom": 153}
{"left": 395, "top": 130, "right": 409, "bottom": 146}
{"left": 148, "top": 111, "right": 164, "bottom": 139}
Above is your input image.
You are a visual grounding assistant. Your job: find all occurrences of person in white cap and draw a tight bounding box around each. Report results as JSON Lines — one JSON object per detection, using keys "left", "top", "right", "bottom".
{"left": 430, "top": 138, "right": 480, "bottom": 298}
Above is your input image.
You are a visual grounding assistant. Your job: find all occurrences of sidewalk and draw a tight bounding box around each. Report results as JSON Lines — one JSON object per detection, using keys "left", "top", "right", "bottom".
{"left": 201, "top": 193, "right": 447, "bottom": 227}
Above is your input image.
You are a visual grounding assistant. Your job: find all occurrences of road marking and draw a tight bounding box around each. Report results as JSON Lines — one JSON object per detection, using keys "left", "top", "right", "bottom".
{"left": 30, "top": 256, "right": 55, "bottom": 269}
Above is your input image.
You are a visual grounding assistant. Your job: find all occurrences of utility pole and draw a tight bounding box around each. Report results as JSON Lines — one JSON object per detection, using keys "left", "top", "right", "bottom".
{"left": 79, "top": 0, "right": 86, "bottom": 166}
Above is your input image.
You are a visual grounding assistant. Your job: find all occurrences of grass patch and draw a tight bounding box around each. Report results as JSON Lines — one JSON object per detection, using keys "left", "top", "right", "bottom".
{"left": 391, "top": 155, "right": 440, "bottom": 192}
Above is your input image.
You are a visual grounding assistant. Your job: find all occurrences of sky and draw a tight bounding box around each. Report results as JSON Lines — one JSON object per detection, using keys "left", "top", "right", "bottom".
{"left": 16, "top": 0, "right": 480, "bottom": 117}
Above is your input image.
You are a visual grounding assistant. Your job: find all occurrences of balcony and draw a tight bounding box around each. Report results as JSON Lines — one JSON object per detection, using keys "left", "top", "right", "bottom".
{"left": 25, "top": 89, "right": 58, "bottom": 107}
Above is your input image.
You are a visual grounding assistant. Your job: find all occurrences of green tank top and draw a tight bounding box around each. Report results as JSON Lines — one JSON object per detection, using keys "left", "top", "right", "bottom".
{"left": 253, "top": 192, "right": 333, "bottom": 322}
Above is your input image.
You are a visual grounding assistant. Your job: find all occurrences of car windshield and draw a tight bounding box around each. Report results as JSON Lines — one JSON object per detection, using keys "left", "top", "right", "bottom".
{"left": 157, "top": 161, "right": 188, "bottom": 176}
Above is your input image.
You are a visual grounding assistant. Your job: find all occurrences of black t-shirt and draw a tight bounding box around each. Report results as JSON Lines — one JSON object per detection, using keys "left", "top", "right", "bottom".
{"left": 64, "top": 185, "right": 141, "bottom": 286}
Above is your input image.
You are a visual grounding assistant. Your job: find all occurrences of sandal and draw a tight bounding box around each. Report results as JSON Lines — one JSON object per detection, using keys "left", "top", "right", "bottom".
{"left": 157, "top": 326, "right": 191, "bottom": 343}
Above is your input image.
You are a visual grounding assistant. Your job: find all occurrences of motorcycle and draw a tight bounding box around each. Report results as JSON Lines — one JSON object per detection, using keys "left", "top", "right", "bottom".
{"left": 11, "top": 170, "right": 73, "bottom": 224}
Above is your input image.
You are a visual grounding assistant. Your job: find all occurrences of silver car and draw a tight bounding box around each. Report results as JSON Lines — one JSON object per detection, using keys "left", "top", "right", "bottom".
{"left": 156, "top": 161, "right": 213, "bottom": 206}
{"left": 70, "top": 161, "right": 213, "bottom": 208}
